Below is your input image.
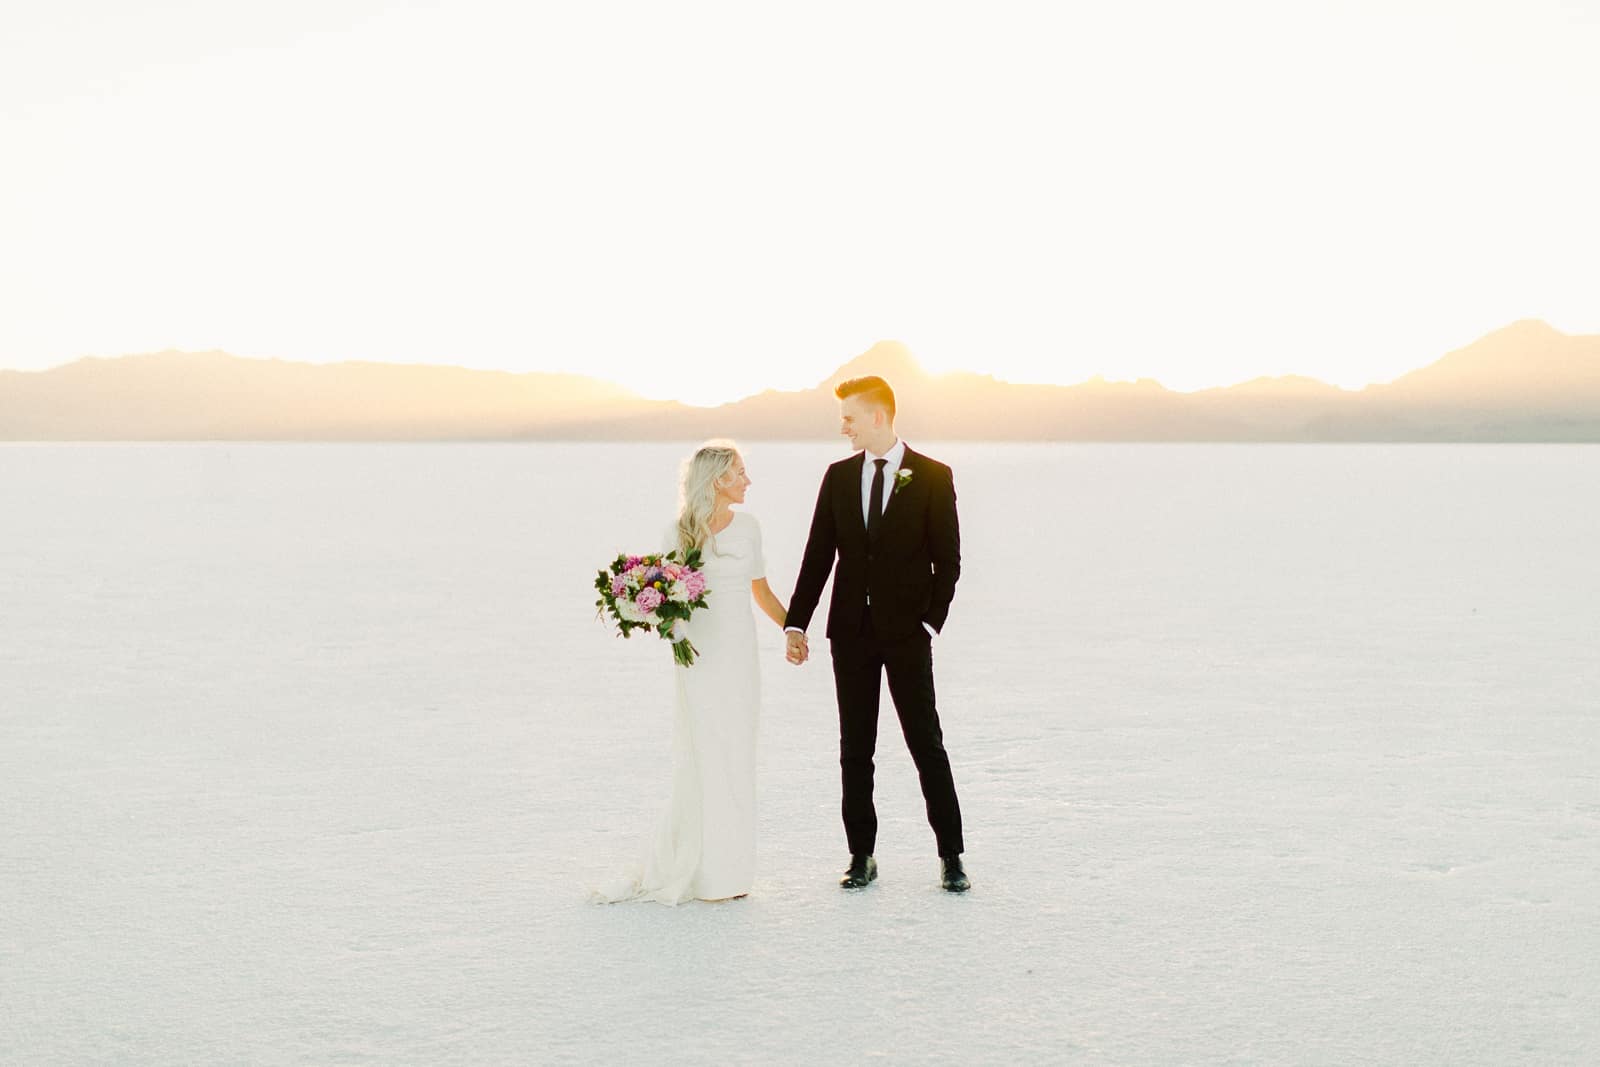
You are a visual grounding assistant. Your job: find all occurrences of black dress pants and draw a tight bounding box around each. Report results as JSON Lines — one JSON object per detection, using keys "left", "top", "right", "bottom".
{"left": 830, "top": 611, "right": 964, "bottom": 858}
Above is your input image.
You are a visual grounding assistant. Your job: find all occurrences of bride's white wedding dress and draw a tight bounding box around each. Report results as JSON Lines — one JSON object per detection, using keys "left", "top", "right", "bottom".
{"left": 593, "top": 511, "right": 766, "bottom": 904}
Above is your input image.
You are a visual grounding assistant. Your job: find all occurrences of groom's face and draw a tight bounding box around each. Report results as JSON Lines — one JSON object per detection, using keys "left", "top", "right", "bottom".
{"left": 838, "top": 395, "right": 886, "bottom": 452}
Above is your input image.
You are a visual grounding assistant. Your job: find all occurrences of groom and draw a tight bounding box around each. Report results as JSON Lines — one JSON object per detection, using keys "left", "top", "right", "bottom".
{"left": 784, "top": 376, "right": 969, "bottom": 893}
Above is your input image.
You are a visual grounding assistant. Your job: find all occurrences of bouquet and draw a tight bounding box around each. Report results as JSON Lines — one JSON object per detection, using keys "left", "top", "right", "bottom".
{"left": 594, "top": 548, "right": 710, "bottom": 666}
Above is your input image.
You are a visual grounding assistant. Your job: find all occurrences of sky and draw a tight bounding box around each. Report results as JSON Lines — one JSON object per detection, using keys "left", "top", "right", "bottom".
{"left": 2, "top": 0, "right": 1597, "bottom": 406}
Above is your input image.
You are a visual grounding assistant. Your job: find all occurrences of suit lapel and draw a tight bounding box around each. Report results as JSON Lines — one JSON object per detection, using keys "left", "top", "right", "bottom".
{"left": 880, "top": 446, "right": 916, "bottom": 520}
{"left": 843, "top": 451, "right": 869, "bottom": 546}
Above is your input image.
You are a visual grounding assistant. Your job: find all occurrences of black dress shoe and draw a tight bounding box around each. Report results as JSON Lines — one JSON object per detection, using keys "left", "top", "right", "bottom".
{"left": 940, "top": 855, "right": 970, "bottom": 892}
{"left": 840, "top": 854, "right": 878, "bottom": 889}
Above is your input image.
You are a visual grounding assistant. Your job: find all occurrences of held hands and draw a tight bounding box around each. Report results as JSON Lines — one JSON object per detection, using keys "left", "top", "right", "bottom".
{"left": 785, "top": 630, "right": 809, "bottom": 666}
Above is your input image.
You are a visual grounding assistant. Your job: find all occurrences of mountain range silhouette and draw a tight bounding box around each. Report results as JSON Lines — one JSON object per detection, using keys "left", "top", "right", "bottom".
{"left": 3, "top": 320, "right": 1598, "bottom": 441}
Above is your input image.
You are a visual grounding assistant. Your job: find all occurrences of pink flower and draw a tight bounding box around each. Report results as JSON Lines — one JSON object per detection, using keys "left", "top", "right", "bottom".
{"left": 635, "top": 587, "right": 664, "bottom": 614}
{"left": 610, "top": 574, "right": 628, "bottom": 597}
{"left": 683, "top": 570, "right": 707, "bottom": 599}
{"left": 625, "top": 555, "right": 643, "bottom": 569}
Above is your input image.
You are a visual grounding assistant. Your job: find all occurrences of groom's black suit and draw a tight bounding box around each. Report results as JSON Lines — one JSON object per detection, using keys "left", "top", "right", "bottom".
{"left": 787, "top": 445, "right": 965, "bottom": 859}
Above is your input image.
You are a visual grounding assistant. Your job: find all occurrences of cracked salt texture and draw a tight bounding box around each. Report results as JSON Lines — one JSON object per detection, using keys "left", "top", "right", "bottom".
{"left": 2, "top": 442, "right": 1596, "bottom": 1064}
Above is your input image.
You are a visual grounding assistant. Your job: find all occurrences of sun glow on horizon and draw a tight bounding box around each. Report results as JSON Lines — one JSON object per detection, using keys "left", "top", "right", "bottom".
{"left": 3, "top": 1, "right": 1598, "bottom": 406}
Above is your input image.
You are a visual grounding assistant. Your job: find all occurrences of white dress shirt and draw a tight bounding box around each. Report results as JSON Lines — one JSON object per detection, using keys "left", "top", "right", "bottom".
{"left": 787, "top": 438, "right": 936, "bottom": 638}
{"left": 861, "top": 437, "right": 908, "bottom": 526}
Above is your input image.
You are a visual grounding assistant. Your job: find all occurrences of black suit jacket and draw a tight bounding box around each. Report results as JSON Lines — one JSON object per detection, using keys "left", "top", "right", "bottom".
{"left": 787, "top": 446, "right": 961, "bottom": 641}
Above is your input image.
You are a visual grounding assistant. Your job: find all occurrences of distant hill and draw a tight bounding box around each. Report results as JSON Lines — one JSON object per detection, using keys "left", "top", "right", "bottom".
{"left": 3, "top": 322, "right": 1600, "bottom": 441}
{"left": 0, "top": 350, "right": 673, "bottom": 440}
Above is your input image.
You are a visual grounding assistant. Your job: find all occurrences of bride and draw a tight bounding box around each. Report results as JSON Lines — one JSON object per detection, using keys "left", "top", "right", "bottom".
{"left": 593, "top": 440, "right": 792, "bottom": 904}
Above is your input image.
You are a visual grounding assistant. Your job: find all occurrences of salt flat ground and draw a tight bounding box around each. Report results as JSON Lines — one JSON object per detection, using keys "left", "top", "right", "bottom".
{"left": 2, "top": 442, "right": 1597, "bottom": 1065}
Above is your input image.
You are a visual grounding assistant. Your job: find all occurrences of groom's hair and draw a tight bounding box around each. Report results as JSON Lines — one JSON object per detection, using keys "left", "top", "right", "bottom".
{"left": 835, "top": 376, "right": 896, "bottom": 420}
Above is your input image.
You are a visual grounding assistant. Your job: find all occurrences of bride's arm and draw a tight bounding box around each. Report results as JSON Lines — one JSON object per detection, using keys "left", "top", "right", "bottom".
{"left": 750, "top": 578, "right": 788, "bottom": 629}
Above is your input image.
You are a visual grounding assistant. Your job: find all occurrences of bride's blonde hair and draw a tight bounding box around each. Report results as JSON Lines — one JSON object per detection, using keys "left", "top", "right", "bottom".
{"left": 676, "top": 440, "right": 741, "bottom": 554}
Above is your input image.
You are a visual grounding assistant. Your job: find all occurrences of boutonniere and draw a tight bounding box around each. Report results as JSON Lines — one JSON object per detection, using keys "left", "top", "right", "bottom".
{"left": 892, "top": 467, "right": 914, "bottom": 495}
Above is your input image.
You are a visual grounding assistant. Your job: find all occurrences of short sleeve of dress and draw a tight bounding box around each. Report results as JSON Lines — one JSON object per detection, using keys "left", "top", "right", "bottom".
{"left": 747, "top": 513, "right": 766, "bottom": 580}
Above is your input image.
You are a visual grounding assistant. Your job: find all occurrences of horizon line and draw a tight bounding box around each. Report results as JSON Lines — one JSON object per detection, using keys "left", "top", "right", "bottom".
{"left": 0, "top": 316, "right": 1577, "bottom": 407}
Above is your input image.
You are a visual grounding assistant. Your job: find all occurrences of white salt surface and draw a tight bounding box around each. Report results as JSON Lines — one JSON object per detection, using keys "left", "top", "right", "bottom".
{"left": 2, "top": 442, "right": 1597, "bottom": 1064}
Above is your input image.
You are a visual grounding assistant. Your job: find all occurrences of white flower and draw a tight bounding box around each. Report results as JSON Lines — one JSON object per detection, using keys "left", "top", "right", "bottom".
{"left": 893, "top": 467, "right": 914, "bottom": 494}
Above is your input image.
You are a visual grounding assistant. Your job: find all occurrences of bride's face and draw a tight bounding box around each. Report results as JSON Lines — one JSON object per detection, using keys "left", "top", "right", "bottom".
{"left": 716, "top": 456, "right": 750, "bottom": 505}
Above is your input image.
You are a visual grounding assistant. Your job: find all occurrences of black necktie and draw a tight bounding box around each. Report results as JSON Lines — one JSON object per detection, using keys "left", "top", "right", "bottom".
{"left": 868, "top": 458, "right": 887, "bottom": 537}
